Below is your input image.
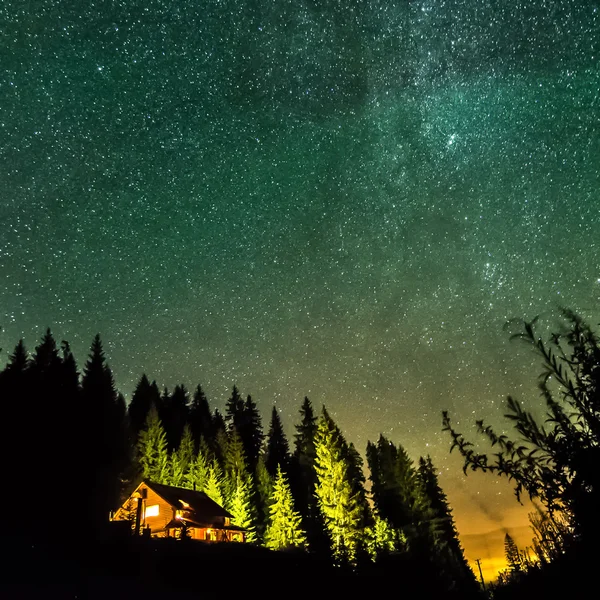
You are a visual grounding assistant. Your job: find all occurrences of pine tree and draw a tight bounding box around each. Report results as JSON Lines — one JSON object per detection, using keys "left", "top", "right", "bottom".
{"left": 161, "top": 383, "right": 190, "bottom": 451}
{"left": 418, "top": 455, "right": 473, "bottom": 581}
{"left": 265, "top": 466, "right": 307, "bottom": 551}
{"left": 170, "top": 425, "right": 194, "bottom": 487}
{"left": 204, "top": 461, "right": 225, "bottom": 507}
{"left": 188, "top": 384, "right": 212, "bottom": 448}
{"left": 367, "top": 435, "right": 430, "bottom": 535}
{"left": 223, "top": 427, "right": 249, "bottom": 504}
{"left": 365, "top": 513, "right": 400, "bottom": 560}
{"left": 128, "top": 374, "right": 161, "bottom": 439}
{"left": 211, "top": 409, "right": 227, "bottom": 462}
{"left": 291, "top": 396, "right": 327, "bottom": 552}
{"left": 225, "top": 385, "right": 244, "bottom": 431}
{"left": 239, "top": 394, "right": 263, "bottom": 470}
{"left": 293, "top": 396, "right": 318, "bottom": 477}
{"left": 255, "top": 452, "right": 274, "bottom": 540}
{"left": 185, "top": 441, "right": 211, "bottom": 492}
{"left": 229, "top": 476, "right": 258, "bottom": 543}
{"left": 504, "top": 533, "right": 523, "bottom": 573}
{"left": 345, "top": 442, "right": 372, "bottom": 528}
{"left": 81, "top": 334, "right": 125, "bottom": 528}
{"left": 314, "top": 407, "right": 362, "bottom": 561}
{"left": 137, "top": 405, "right": 169, "bottom": 483}
{"left": 265, "top": 406, "right": 290, "bottom": 477}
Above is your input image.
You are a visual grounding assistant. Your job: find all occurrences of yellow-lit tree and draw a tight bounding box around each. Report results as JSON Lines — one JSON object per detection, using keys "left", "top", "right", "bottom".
{"left": 314, "top": 407, "right": 362, "bottom": 562}
{"left": 264, "top": 466, "right": 307, "bottom": 550}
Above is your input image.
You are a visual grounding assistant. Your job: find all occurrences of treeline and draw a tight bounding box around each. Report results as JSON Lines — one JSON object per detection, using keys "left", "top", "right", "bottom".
{"left": 0, "top": 328, "right": 476, "bottom": 591}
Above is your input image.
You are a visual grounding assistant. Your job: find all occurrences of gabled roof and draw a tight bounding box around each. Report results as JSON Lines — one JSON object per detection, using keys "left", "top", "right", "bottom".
{"left": 143, "top": 481, "right": 233, "bottom": 520}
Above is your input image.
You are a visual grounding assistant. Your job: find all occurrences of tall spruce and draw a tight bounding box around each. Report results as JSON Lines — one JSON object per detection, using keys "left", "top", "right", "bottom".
{"left": 81, "top": 334, "right": 125, "bottom": 527}
{"left": 204, "top": 461, "right": 225, "bottom": 507}
{"left": 264, "top": 466, "right": 307, "bottom": 551}
{"left": 185, "top": 440, "right": 211, "bottom": 492}
{"left": 137, "top": 405, "right": 169, "bottom": 483}
{"left": 188, "top": 384, "right": 212, "bottom": 448}
{"left": 265, "top": 406, "right": 290, "bottom": 477}
{"left": 291, "top": 396, "right": 327, "bottom": 552}
{"left": 225, "top": 385, "right": 245, "bottom": 431}
{"left": 229, "top": 476, "right": 258, "bottom": 543}
{"left": 255, "top": 452, "right": 274, "bottom": 540}
{"left": 239, "top": 394, "right": 263, "bottom": 470}
{"left": 504, "top": 533, "right": 523, "bottom": 573}
{"left": 418, "top": 455, "right": 473, "bottom": 581}
{"left": 314, "top": 407, "right": 362, "bottom": 561}
{"left": 128, "top": 374, "right": 161, "bottom": 439}
{"left": 367, "top": 435, "right": 430, "bottom": 536}
{"left": 223, "top": 427, "right": 249, "bottom": 504}
{"left": 345, "top": 441, "right": 372, "bottom": 529}
{"left": 161, "top": 383, "right": 190, "bottom": 451}
{"left": 170, "top": 425, "right": 194, "bottom": 487}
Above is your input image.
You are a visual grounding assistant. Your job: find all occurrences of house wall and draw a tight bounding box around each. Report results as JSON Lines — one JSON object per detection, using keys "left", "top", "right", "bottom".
{"left": 139, "top": 484, "right": 174, "bottom": 534}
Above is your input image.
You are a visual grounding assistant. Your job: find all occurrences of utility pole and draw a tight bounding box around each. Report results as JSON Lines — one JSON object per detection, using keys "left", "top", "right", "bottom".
{"left": 475, "top": 558, "right": 486, "bottom": 592}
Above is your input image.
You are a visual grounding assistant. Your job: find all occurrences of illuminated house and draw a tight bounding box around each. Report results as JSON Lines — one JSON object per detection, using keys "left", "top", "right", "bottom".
{"left": 112, "top": 481, "right": 246, "bottom": 542}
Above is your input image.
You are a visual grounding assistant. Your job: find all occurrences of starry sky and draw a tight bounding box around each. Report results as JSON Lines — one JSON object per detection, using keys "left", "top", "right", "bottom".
{"left": 2, "top": 0, "right": 599, "bottom": 578}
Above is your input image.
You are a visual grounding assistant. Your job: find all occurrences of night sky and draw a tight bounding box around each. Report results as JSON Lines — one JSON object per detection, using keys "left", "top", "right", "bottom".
{"left": 2, "top": 0, "right": 599, "bottom": 577}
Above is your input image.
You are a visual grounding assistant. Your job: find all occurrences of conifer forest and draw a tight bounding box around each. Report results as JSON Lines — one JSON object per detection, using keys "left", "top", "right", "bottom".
{"left": 2, "top": 309, "right": 599, "bottom": 597}
{"left": 3, "top": 0, "right": 599, "bottom": 598}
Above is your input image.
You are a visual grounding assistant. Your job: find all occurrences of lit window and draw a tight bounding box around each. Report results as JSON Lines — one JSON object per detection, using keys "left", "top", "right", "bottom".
{"left": 224, "top": 517, "right": 231, "bottom": 526}
{"left": 145, "top": 504, "right": 159, "bottom": 517}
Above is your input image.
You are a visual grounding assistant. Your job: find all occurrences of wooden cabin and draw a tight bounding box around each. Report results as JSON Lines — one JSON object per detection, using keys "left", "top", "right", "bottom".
{"left": 111, "top": 481, "right": 246, "bottom": 542}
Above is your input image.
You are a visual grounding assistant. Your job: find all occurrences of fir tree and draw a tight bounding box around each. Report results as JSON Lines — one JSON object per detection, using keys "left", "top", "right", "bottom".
{"left": 223, "top": 427, "right": 249, "bottom": 504}
{"left": 204, "top": 461, "right": 225, "bottom": 507}
{"left": 211, "top": 409, "right": 227, "bottom": 462}
{"left": 137, "top": 405, "right": 169, "bottom": 483}
{"left": 229, "top": 476, "right": 258, "bottom": 543}
{"left": 504, "top": 533, "right": 523, "bottom": 573}
{"left": 161, "top": 383, "right": 190, "bottom": 451}
{"left": 418, "top": 455, "right": 472, "bottom": 581}
{"left": 81, "top": 333, "right": 126, "bottom": 528}
{"left": 291, "top": 396, "right": 327, "bottom": 552}
{"left": 293, "top": 396, "right": 318, "bottom": 477}
{"left": 365, "top": 513, "right": 401, "bottom": 560}
{"left": 367, "top": 435, "right": 430, "bottom": 535}
{"left": 265, "top": 406, "right": 290, "bottom": 477}
{"left": 239, "top": 394, "right": 263, "bottom": 470}
{"left": 225, "top": 384, "right": 244, "bottom": 431}
{"left": 188, "top": 384, "right": 212, "bottom": 448}
{"left": 170, "top": 425, "right": 194, "bottom": 487}
{"left": 128, "top": 374, "right": 161, "bottom": 439}
{"left": 265, "top": 466, "right": 307, "bottom": 551}
{"left": 185, "top": 440, "right": 211, "bottom": 492}
{"left": 345, "top": 441, "right": 372, "bottom": 528}
{"left": 314, "top": 407, "right": 362, "bottom": 561}
{"left": 255, "top": 452, "right": 274, "bottom": 540}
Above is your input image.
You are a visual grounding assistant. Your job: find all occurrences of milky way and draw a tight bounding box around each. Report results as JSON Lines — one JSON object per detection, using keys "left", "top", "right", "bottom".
{"left": 1, "top": 1, "right": 599, "bottom": 563}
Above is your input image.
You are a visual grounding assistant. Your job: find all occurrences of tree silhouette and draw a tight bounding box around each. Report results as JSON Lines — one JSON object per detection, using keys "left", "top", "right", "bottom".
{"left": 265, "top": 406, "right": 290, "bottom": 477}
{"left": 128, "top": 374, "right": 161, "bottom": 440}
{"left": 238, "top": 394, "right": 263, "bottom": 470}
{"left": 188, "top": 384, "right": 212, "bottom": 449}
{"left": 225, "top": 384, "right": 244, "bottom": 431}
{"left": 81, "top": 333, "right": 125, "bottom": 529}
{"left": 504, "top": 533, "right": 523, "bottom": 574}
{"left": 443, "top": 310, "right": 600, "bottom": 554}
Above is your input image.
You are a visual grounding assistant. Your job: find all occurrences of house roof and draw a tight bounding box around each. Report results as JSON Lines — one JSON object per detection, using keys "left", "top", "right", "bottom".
{"left": 143, "top": 481, "right": 233, "bottom": 520}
